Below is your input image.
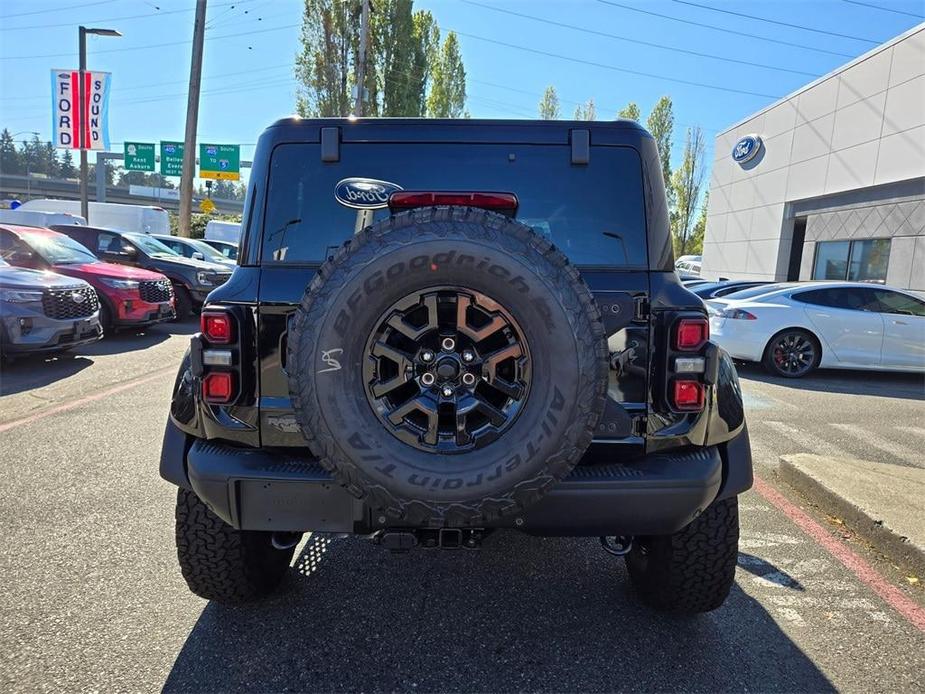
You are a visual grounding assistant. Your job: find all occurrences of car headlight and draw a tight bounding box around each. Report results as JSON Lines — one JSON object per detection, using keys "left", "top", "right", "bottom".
{"left": 0, "top": 289, "right": 44, "bottom": 303}
{"left": 99, "top": 278, "right": 140, "bottom": 290}
{"left": 197, "top": 271, "right": 215, "bottom": 286}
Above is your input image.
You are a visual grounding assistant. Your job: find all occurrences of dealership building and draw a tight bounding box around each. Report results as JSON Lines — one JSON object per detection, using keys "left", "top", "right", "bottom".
{"left": 701, "top": 24, "right": 925, "bottom": 290}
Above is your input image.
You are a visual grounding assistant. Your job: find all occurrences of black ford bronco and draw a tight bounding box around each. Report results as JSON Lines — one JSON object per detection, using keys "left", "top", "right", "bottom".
{"left": 160, "top": 118, "right": 752, "bottom": 613}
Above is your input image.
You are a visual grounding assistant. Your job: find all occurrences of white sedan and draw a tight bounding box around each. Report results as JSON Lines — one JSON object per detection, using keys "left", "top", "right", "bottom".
{"left": 706, "top": 281, "right": 925, "bottom": 377}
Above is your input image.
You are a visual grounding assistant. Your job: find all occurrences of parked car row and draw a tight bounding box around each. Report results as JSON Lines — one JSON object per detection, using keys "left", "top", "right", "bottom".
{"left": 682, "top": 277, "right": 925, "bottom": 378}
{"left": 0, "top": 220, "right": 237, "bottom": 360}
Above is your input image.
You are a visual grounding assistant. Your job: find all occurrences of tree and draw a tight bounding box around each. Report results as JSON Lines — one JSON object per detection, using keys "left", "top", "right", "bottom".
{"left": 294, "top": 1, "right": 461, "bottom": 118}
{"left": 687, "top": 191, "right": 708, "bottom": 255}
{"left": 573, "top": 98, "right": 596, "bottom": 120}
{"left": 646, "top": 96, "right": 674, "bottom": 194}
{"left": 538, "top": 85, "right": 560, "bottom": 119}
{"left": 41, "top": 142, "right": 59, "bottom": 178}
{"left": 427, "top": 31, "right": 466, "bottom": 117}
{"left": 670, "top": 126, "right": 706, "bottom": 257}
{"left": 618, "top": 102, "right": 640, "bottom": 121}
{"left": 377, "top": 4, "right": 438, "bottom": 116}
{"left": 0, "top": 129, "right": 21, "bottom": 175}
{"left": 295, "top": 0, "right": 360, "bottom": 117}
{"left": 59, "top": 149, "right": 76, "bottom": 178}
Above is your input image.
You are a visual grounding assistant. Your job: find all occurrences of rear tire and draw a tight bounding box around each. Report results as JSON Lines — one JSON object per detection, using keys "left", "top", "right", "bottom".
{"left": 173, "top": 285, "right": 193, "bottom": 321}
{"left": 762, "top": 328, "right": 820, "bottom": 378}
{"left": 625, "top": 497, "right": 739, "bottom": 614}
{"left": 175, "top": 489, "right": 295, "bottom": 603}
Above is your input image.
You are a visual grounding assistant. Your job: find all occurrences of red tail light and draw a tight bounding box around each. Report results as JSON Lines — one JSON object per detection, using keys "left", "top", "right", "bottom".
{"left": 202, "top": 372, "right": 234, "bottom": 403}
{"left": 201, "top": 311, "right": 234, "bottom": 344}
{"left": 388, "top": 191, "right": 518, "bottom": 213}
{"left": 675, "top": 318, "right": 709, "bottom": 351}
{"left": 673, "top": 379, "right": 705, "bottom": 411}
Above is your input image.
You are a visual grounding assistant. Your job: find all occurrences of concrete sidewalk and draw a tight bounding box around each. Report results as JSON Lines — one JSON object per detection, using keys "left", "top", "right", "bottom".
{"left": 780, "top": 453, "right": 925, "bottom": 578}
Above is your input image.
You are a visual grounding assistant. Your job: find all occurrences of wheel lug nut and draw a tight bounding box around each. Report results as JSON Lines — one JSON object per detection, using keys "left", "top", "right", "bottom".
{"left": 421, "top": 372, "right": 435, "bottom": 386}
{"left": 421, "top": 350, "right": 434, "bottom": 363}
{"left": 462, "top": 351, "right": 474, "bottom": 362}
{"left": 441, "top": 337, "right": 456, "bottom": 351}
{"left": 462, "top": 373, "right": 476, "bottom": 386}
{"left": 441, "top": 385, "right": 454, "bottom": 397}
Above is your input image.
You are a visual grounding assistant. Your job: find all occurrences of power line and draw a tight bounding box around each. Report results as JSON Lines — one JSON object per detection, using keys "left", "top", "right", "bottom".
{"left": 1, "top": 20, "right": 300, "bottom": 60}
{"left": 841, "top": 0, "right": 925, "bottom": 18}
{"left": 5, "top": 0, "right": 244, "bottom": 31}
{"left": 450, "top": 30, "right": 781, "bottom": 99}
{"left": 0, "top": 0, "right": 116, "bottom": 19}
{"left": 462, "top": 0, "right": 818, "bottom": 78}
{"left": 671, "top": 0, "right": 883, "bottom": 44}
{"left": 596, "top": 0, "right": 856, "bottom": 59}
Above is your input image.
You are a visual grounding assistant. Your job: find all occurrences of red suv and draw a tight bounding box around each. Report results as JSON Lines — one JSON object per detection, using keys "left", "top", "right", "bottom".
{"left": 0, "top": 225, "right": 175, "bottom": 331}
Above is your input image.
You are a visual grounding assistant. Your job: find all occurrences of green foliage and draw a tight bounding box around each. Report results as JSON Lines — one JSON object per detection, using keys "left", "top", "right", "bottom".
{"left": 538, "top": 85, "right": 560, "bottom": 120}
{"left": 646, "top": 96, "right": 674, "bottom": 196}
{"left": 0, "top": 129, "right": 19, "bottom": 175}
{"left": 59, "top": 149, "right": 76, "bottom": 178}
{"left": 295, "top": 0, "right": 464, "bottom": 118}
{"left": 573, "top": 98, "right": 596, "bottom": 120}
{"left": 687, "top": 191, "right": 708, "bottom": 256}
{"left": 670, "top": 126, "right": 706, "bottom": 257}
{"left": 618, "top": 102, "right": 640, "bottom": 121}
{"left": 646, "top": 96, "right": 674, "bottom": 198}
{"left": 427, "top": 32, "right": 466, "bottom": 117}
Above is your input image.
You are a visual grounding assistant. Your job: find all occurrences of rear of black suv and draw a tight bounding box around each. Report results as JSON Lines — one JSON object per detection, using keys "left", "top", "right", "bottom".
{"left": 160, "top": 118, "right": 752, "bottom": 612}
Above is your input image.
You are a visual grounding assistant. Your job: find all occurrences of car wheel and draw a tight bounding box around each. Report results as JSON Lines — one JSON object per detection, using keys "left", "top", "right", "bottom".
{"left": 173, "top": 285, "right": 193, "bottom": 320}
{"left": 99, "top": 302, "right": 115, "bottom": 335}
{"left": 625, "top": 497, "right": 739, "bottom": 614}
{"left": 175, "top": 489, "right": 296, "bottom": 603}
{"left": 762, "top": 328, "right": 820, "bottom": 378}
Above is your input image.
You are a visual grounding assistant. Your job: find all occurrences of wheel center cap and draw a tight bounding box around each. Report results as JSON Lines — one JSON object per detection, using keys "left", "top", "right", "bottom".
{"left": 436, "top": 358, "right": 460, "bottom": 381}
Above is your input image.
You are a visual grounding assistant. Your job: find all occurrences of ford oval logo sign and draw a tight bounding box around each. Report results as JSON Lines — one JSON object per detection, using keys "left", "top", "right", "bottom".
{"left": 334, "top": 177, "right": 403, "bottom": 209}
{"left": 732, "top": 134, "right": 762, "bottom": 164}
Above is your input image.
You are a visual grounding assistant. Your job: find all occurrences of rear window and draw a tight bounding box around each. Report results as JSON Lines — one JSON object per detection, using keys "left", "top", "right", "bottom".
{"left": 261, "top": 143, "right": 647, "bottom": 267}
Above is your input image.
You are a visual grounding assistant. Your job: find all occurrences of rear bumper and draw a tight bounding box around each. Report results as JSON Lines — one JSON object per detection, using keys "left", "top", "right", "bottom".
{"left": 161, "top": 421, "right": 753, "bottom": 536}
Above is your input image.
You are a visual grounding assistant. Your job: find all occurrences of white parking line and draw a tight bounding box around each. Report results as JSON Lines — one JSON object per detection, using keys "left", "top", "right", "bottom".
{"left": 830, "top": 424, "right": 923, "bottom": 466}
{"left": 763, "top": 420, "right": 852, "bottom": 460}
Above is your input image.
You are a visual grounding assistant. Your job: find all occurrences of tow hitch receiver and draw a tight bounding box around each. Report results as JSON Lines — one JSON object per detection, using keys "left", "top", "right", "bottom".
{"left": 376, "top": 528, "right": 486, "bottom": 552}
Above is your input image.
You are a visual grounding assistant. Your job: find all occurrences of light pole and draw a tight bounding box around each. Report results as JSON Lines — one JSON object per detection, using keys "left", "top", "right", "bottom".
{"left": 78, "top": 26, "right": 121, "bottom": 221}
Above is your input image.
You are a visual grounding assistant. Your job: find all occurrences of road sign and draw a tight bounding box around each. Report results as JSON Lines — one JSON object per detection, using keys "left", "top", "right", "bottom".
{"left": 199, "top": 143, "right": 240, "bottom": 181}
{"left": 124, "top": 142, "right": 155, "bottom": 172}
{"left": 160, "top": 141, "right": 184, "bottom": 177}
{"left": 51, "top": 69, "right": 111, "bottom": 150}
{"left": 199, "top": 198, "right": 216, "bottom": 214}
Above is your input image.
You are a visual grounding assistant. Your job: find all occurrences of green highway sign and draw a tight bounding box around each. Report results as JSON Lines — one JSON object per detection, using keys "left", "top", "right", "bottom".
{"left": 160, "top": 141, "right": 185, "bottom": 177}
{"left": 124, "top": 142, "right": 155, "bottom": 172}
{"left": 199, "top": 143, "right": 240, "bottom": 180}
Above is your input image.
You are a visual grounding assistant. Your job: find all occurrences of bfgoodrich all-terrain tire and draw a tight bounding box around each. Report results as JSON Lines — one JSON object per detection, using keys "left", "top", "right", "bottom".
{"left": 175, "top": 489, "right": 295, "bottom": 603}
{"left": 625, "top": 497, "right": 739, "bottom": 614}
{"left": 287, "top": 206, "right": 608, "bottom": 527}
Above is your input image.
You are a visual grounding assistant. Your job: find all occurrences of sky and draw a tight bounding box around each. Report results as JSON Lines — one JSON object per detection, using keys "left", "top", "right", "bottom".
{"left": 1, "top": 0, "right": 923, "bottom": 186}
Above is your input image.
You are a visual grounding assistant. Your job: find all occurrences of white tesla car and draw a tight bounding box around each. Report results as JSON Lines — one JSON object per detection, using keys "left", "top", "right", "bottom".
{"left": 706, "top": 281, "right": 925, "bottom": 378}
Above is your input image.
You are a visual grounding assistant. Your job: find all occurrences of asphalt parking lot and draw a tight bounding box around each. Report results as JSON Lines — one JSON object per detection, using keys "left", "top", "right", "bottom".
{"left": 1, "top": 324, "right": 923, "bottom": 692}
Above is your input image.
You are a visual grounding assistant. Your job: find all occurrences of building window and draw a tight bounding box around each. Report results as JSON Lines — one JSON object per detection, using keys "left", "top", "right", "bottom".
{"left": 813, "top": 239, "right": 890, "bottom": 283}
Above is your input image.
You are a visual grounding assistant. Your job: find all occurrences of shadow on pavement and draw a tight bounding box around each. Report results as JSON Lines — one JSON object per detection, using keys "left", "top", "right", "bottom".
{"left": 0, "top": 352, "right": 94, "bottom": 395}
{"left": 79, "top": 320, "right": 198, "bottom": 357}
{"left": 164, "top": 533, "right": 832, "bottom": 693}
{"left": 736, "top": 363, "right": 925, "bottom": 401}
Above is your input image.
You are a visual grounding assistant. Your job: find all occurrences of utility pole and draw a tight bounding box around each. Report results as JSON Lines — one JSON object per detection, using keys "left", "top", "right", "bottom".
{"left": 354, "top": 0, "right": 371, "bottom": 116}
{"left": 77, "top": 26, "right": 120, "bottom": 221}
{"left": 178, "top": 0, "right": 207, "bottom": 237}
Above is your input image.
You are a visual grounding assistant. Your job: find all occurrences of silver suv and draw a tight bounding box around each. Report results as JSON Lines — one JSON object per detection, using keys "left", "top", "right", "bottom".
{"left": 0, "top": 257, "right": 102, "bottom": 358}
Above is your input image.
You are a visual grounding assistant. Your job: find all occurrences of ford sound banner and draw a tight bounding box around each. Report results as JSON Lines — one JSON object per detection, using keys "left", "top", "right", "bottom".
{"left": 51, "top": 69, "right": 111, "bottom": 150}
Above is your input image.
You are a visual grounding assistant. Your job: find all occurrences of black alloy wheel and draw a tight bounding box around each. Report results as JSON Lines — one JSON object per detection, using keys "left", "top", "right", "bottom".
{"left": 363, "top": 287, "right": 530, "bottom": 453}
{"left": 765, "top": 330, "right": 818, "bottom": 378}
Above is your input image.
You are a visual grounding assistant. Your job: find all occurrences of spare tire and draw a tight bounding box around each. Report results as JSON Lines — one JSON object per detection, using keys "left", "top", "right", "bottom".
{"left": 288, "top": 206, "right": 607, "bottom": 526}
